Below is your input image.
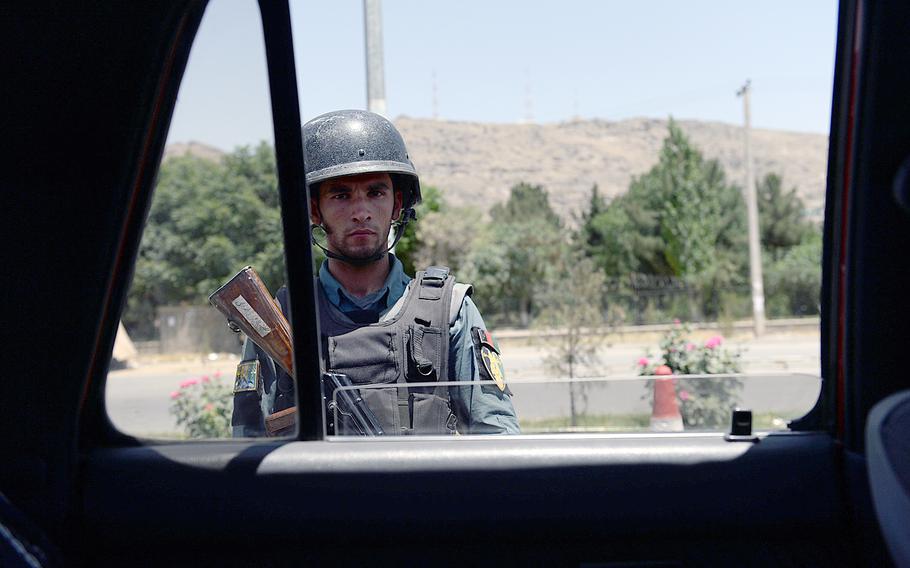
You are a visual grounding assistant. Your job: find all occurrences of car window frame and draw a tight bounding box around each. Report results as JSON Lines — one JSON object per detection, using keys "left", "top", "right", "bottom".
{"left": 93, "top": 0, "right": 846, "bottom": 446}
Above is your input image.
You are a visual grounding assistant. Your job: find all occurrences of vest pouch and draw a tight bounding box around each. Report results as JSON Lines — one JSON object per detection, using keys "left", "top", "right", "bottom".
{"left": 327, "top": 329, "right": 399, "bottom": 386}
{"left": 337, "top": 386, "right": 400, "bottom": 435}
{"left": 409, "top": 392, "right": 456, "bottom": 435}
{"left": 327, "top": 329, "right": 402, "bottom": 435}
{"left": 406, "top": 325, "right": 444, "bottom": 385}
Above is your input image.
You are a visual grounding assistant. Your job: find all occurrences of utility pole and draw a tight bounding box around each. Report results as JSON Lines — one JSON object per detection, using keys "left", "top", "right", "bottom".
{"left": 363, "top": 0, "right": 387, "bottom": 116}
{"left": 737, "top": 80, "right": 766, "bottom": 336}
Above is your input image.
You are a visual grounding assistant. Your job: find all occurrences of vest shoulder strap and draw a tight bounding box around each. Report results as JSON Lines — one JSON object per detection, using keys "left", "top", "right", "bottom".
{"left": 449, "top": 282, "right": 473, "bottom": 326}
{"left": 379, "top": 283, "right": 411, "bottom": 322}
{"left": 409, "top": 266, "right": 455, "bottom": 326}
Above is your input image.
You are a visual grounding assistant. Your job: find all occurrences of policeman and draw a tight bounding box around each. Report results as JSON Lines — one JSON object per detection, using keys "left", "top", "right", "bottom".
{"left": 232, "top": 109, "right": 520, "bottom": 437}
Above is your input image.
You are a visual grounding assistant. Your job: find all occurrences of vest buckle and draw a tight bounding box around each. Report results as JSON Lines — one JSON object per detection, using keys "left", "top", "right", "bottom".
{"left": 421, "top": 266, "right": 449, "bottom": 287}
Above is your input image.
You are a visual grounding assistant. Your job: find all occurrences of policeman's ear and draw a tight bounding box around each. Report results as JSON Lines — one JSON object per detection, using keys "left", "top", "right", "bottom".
{"left": 391, "top": 187, "right": 403, "bottom": 221}
{"left": 308, "top": 183, "right": 322, "bottom": 225}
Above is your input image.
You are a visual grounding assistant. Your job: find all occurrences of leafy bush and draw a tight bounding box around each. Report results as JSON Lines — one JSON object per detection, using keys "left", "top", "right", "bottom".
{"left": 169, "top": 372, "right": 233, "bottom": 438}
{"left": 639, "top": 322, "right": 742, "bottom": 428}
{"left": 764, "top": 229, "right": 822, "bottom": 317}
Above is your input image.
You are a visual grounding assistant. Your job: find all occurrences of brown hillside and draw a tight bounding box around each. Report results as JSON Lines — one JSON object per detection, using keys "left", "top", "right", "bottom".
{"left": 164, "top": 117, "right": 828, "bottom": 223}
{"left": 395, "top": 117, "right": 828, "bottom": 223}
{"left": 163, "top": 141, "right": 225, "bottom": 162}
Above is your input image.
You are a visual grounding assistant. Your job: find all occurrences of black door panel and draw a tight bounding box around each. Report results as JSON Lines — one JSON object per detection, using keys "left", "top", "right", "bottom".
{"left": 80, "top": 434, "right": 851, "bottom": 564}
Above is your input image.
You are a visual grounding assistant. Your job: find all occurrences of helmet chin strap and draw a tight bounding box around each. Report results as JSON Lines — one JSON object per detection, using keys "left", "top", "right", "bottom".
{"left": 311, "top": 208, "right": 416, "bottom": 267}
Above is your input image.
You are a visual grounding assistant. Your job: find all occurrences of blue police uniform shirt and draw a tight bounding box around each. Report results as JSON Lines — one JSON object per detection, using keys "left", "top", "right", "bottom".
{"left": 318, "top": 255, "right": 521, "bottom": 435}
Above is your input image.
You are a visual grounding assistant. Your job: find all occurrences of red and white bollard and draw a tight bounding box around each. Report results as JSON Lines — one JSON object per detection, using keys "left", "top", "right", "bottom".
{"left": 650, "top": 364, "right": 684, "bottom": 432}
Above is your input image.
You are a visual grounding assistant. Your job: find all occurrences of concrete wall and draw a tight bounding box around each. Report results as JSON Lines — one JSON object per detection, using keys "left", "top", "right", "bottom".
{"left": 157, "top": 305, "right": 243, "bottom": 354}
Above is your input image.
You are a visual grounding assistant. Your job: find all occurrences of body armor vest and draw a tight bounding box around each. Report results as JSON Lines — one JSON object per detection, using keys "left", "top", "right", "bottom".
{"left": 318, "top": 267, "right": 458, "bottom": 435}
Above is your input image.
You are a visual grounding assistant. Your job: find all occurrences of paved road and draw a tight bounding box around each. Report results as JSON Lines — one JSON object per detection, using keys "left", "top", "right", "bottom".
{"left": 107, "top": 331, "right": 821, "bottom": 437}
{"left": 505, "top": 332, "right": 820, "bottom": 424}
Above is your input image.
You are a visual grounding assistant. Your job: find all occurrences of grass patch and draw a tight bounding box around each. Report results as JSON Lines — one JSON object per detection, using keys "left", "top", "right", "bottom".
{"left": 521, "top": 413, "right": 651, "bottom": 432}
{"left": 752, "top": 411, "right": 799, "bottom": 430}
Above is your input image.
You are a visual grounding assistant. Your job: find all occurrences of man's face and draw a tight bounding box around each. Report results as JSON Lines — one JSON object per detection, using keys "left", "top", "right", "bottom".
{"left": 311, "top": 172, "right": 401, "bottom": 261}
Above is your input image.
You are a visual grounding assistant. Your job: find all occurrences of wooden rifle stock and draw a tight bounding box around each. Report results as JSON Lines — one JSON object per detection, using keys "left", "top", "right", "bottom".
{"left": 209, "top": 266, "right": 297, "bottom": 435}
{"left": 210, "top": 267, "right": 384, "bottom": 437}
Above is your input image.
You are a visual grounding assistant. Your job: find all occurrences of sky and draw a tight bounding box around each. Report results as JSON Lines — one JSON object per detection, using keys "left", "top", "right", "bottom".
{"left": 167, "top": 0, "right": 840, "bottom": 151}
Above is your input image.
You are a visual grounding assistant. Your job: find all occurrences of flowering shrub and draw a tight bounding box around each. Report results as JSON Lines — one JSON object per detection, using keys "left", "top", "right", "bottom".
{"left": 169, "top": 371, "right": 233, "bottom": 438}
{"left": 639, "top": 322, "right": 743, "bottom": 429}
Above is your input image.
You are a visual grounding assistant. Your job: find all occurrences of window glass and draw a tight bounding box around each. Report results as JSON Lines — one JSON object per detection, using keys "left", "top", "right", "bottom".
{"left": 327, "top": 374, "right": 821, "bottom": 436}
{"left": 283, "top": 0, "right": 837, "bottom": 437}
{"left": 106, "top": 0, "right": 286, "bottom": 439}
{"left": 292, "top": 0, "right": 837, "bottom": 434}
{"left": 112, "top": 0, "right": 838, "bottom": 440}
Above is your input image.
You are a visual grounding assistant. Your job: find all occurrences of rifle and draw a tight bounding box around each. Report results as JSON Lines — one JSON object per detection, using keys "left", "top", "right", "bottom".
{"left": 323, "top": 372, "right": 385, "bottom": 436}
{"left": 209, "top": 266, "right": 383, "bottom": 436}
{"left": 209, "top": 267, "right": 293, "bottom": 375}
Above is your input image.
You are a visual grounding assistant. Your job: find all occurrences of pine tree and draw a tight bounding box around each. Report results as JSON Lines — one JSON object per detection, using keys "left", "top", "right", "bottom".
{"left": 757, "top": 173, "right": 812, "bottom": 260}
{"left": 490, "top": 182, "right": 562, "bottom": 228}
{"left": 580, "top": 120, "right": 748, "bottom": 321}
{"left": 578, "top": 184, "right": 607, "bottom": 251}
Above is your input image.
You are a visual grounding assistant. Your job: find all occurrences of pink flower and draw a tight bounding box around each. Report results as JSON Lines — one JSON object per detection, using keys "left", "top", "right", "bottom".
{"left": 204, "top": 403, "right": 215, "bottom": 412}
{"left": 169, "top": 391, "right": 180, "bottom": 399}
{"left": 213, "top": 371, "right": 222, "bottom": 379}
{"left": 201, "top": 375, "right": 211, "bottom": 383}
{"left": 637, "top": 357, "right": 650, "bottom": 367}
{"left": 705, "top": 336, "right": 723, "bottom": 349}
{"left": 179, "top": 378, "right": 199, "bottom": 389}
{"left": 679, "top": 390, "right": 690, "bottom": 401}
{"left": 686, "top": 343, "right": 695, "bottom": 351}
{"left": 673, "top": 318, "right": 681, "bottom": 324}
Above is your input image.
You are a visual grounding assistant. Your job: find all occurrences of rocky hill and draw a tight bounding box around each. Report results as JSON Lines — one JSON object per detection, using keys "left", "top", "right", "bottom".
{"left": 396, "top": 117, "right": 828, "bottom": 223}
{"left": 166, "top": 117, "right": 828, "bottom": 222}
{"left": 162, "top": 141, "right": 225, "bottom": 162}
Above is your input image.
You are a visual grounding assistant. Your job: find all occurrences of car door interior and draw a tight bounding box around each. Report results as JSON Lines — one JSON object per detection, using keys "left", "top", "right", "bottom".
{"left": 0, "top": 0, "right": 906, "bottom": 565}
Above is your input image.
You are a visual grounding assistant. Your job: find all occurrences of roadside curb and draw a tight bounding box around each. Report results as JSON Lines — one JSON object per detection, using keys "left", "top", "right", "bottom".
{"left": 494, "top": 317, "right": 820, "bottom": 345}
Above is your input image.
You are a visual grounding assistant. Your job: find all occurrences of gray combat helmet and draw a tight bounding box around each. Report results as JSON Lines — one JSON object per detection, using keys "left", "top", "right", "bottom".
{"left": 303, "top": 109, "right": 421, "bottom": 266}
{"left": 303, "top": 109, "right": 421, "bottom": 210}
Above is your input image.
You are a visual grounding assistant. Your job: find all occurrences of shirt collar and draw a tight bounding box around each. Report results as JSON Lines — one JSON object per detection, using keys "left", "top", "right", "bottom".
{"left": 318, "top": 254, "right": 412, "bottom": 314}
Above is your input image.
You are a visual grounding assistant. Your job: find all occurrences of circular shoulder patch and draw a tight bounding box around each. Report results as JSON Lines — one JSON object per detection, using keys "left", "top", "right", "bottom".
{"left": 480, "top": 345, "right": 506, "bottom": 391}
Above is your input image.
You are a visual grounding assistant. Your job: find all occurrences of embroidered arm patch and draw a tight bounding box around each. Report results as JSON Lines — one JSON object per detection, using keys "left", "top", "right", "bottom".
{"left": 234, "top": 360, "right": 261, "bottom": 393}
{"left": 471, "top": 327, "right": 509, "bottom": 393}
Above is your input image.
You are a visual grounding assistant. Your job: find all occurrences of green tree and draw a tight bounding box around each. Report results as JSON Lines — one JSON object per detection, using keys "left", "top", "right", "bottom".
{"left": 125, "top": 144, "right": 285, "bottom": 339}
{"left": 757, "top": 173, "right": 813, "bottom": 261}
{"left": 490, "top": 182, "right": 562, "bottom": 227}
{"left": 466, "top": 218, "right": 565, "bottom": 326}
{"left": 577, "top": 184, "right": 607, "bottom": 249}
{"left": 753, "top": 172, "right": 821, "bottom": 316}
{"left": 585, "top": 120, "right": 748, "bottom": 320}
{"left": 411, "top": 205, "right": 481, "bottom": 277}
{"left": 647, "top": 124, "right": 746, "bottom": 290}
{"left": 394, "top": 185, "right": 444, "bottom": 276}
{"left": 537, "top": 253, "right": 606, "bottom": 426}
{"left": 589, "top": 192, "right": 668, "bottom": 277}
{"left": 764, "top": 227, "right": 823, "bottom": 317}
{"left": 465, "top": 183, "right": 564, "bottom": 326}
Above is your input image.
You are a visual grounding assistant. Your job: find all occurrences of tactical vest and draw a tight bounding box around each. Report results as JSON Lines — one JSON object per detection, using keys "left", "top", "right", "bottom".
{"left": 318, "top": 267, "right": 461, "bottom": 435}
